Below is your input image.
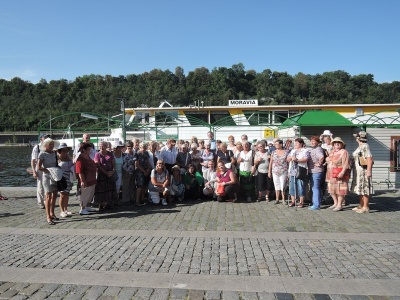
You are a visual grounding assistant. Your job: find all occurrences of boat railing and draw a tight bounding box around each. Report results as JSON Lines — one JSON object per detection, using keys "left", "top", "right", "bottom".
{"left": 370, "top": 166, "right": 400, "bottom": 189}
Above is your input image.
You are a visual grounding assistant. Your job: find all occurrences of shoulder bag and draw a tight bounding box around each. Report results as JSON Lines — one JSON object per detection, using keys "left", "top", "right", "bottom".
{"left": 110, "top": 171, "right": 119, "bottom": 182}
{"left": 54, "top": 152, "right": 68, "bottom": 191}
{"left": 295, "top": 164, "right": 308, "bottom": 180}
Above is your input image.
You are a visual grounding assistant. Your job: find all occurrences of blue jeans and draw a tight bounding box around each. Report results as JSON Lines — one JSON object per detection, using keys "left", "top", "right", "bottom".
{"left": 289, "top": 176, "right": 305, "bottom": 197}
{"left": 310, "top": 172, "right": 324, "bottom": 208}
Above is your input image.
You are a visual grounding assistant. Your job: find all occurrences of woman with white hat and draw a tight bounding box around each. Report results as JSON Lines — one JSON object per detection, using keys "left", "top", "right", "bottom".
{"left": 351, "top": 131, "right": 373, "bottom": 213}
{"left": 57, "top": 143, "right": 73, "bottom": 218}
{"left": 112, "top": 141, "right": 125, "bottom": 198}
{"left": 36, "top": 138, "right": 60, "bottom": 225}
{"left": 326, "top": 137, "right": 350, "bottom": 211}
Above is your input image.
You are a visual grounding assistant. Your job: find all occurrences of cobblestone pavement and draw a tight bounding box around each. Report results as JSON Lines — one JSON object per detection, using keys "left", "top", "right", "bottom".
{"left": 0, "top": 187, "right": 400, "bottom": 299}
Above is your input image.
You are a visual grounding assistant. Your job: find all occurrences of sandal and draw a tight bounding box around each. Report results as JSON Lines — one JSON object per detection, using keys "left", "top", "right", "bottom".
{"left": 289, "top": 202, "right": 295, "bottom": 207}
{"left": 275, "top": 200, "right": 279, "bottom": 204}
{"left": 265, "top": 196, "right": 270, "bottom": 202}
{"left": 47, "top": 220, "right": 56, "bottom": 225}
{"left": 256, "top": 196, "right": 262, "bottom": 202}
{"left": 0, "top": 196, "right": 8, "bottom": 200}
{"left": 298, "top": 203, "right": 304, "bottom": 208}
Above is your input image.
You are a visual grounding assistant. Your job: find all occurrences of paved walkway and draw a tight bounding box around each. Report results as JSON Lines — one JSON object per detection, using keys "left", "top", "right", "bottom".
{"left": 0, "top": 187, "right": 399, "bottom": 299}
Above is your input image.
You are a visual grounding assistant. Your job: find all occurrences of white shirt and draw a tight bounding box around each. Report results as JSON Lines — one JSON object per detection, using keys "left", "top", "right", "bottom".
{"left": 160, "top": 146, "right": 177, "bottom": 164}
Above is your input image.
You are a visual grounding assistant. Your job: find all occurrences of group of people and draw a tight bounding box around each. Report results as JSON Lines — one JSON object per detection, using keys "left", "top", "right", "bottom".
{"left": 287, "top": 130, "right": 373, "bottom": 213}
{"left": 30, "top": 129, "right": 374, "bottom": 225}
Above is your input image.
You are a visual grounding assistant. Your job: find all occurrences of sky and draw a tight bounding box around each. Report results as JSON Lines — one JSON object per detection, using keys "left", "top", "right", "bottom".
{"left": 1, "top": 0, "right": 399, "bottom": 84}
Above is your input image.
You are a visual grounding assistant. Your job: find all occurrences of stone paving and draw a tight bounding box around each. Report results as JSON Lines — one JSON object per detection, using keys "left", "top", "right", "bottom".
{"left": 0, "top": 186, "right": 400, "bottom": 299}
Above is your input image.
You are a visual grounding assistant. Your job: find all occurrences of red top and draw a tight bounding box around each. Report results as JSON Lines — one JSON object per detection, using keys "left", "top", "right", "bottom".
{"left": 217, "top": 169, "right": 231, "bottom": 183}
{"left": 76, "top": 155, "right": 97, "bottom": 187}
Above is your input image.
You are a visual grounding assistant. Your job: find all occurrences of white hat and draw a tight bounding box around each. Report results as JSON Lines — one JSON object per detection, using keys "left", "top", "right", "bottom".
{"left": 40, "top": 138, "right": 60, "bottom": 152}
{"left": 113, "top": 140, "right": 125, "bottom": 148}
{"left": 320, "top": 130, "right": 333, "bottom": 141}
{"left": 57, "top": 142, "right": 72, "bottom": 152}
{"left": 321, "top": 130, "right": 333, "bottom": 136}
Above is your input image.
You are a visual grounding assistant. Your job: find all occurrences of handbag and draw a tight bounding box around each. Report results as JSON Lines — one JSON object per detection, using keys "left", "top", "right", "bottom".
{"left": 110, "top": 171, "right": 119, "bottom": 182}
{"left": 216, "top": 183, "right": 225, "bottom": 196}
{"left": 332, "top": 167, "right": 350, "bottom": 181}
{"left": 53, "top": 152, "right": 68, "bottom": 191}
{"left": 295, "top": 165, "right": 308, "bottom": 180}
{"left": 56, "top": 176, "right": 68, "bottom": 191}
{"left": 332, "top": 167, "right": 342, "bottom": 178}
{"left": 359, "top": 155, "right": 368, "bottom": 166}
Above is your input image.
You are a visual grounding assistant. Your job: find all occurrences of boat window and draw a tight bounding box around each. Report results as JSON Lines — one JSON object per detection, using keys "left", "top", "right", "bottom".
{"left": 155, "top": 111, "right": 178, "bottom": 126}
{"left": 243, "top": 111, "right": 271, "bottom": 125}
{"left": 274, "top": 111, "right": 289, "bottom": 123}
{"left": 184, "top": 111, "right": 208, "bottom": 125}
{"left": 210, "top": 110, "right": 235, "bottom": 126}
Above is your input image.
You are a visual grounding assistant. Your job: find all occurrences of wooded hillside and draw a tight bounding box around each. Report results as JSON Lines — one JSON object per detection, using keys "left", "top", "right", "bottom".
{"left": 1, "top": 63, "right": 399, "bottom": 131}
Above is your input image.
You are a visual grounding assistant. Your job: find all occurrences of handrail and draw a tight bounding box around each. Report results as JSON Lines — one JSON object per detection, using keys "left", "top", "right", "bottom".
{"left": 369, "top": 166, "right": 400, "bottom": 189}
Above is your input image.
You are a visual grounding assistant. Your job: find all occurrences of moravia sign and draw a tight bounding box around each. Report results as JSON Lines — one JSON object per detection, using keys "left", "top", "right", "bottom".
{"left": 228, "top": 99, "right": 258, "bottom": 106}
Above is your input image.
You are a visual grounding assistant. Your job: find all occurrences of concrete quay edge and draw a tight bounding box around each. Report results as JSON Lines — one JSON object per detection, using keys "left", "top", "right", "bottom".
{"left": 0, "top": 266, "right": 399, "bottom": 296}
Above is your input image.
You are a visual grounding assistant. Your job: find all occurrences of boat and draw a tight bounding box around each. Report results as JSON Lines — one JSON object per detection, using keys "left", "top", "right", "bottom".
{"left": 55, "top": 128, "right": 123, "bottom": 150}
{"left": 123, "top": 100, "right": 400, "bottom": 142}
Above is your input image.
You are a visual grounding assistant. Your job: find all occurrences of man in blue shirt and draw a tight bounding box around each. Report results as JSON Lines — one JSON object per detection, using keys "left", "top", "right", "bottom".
{"left": 160, "top": 139, "right": 178, "bottom": 174}
{"left": 207, "top": 131, "right": 216, "bottom": 152}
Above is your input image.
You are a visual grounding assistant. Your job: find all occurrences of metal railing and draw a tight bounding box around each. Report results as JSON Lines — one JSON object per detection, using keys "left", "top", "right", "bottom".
{"left": 371, "top": 166, "right": 400, "bottom": 189}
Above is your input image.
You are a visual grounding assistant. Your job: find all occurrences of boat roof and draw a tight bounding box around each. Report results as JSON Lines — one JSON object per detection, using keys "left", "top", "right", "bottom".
{"left": 280, "top": 110, "right": 355, "bottom": 128}
{"left": 125, "top": 103, "right": 400, "bottom": 113}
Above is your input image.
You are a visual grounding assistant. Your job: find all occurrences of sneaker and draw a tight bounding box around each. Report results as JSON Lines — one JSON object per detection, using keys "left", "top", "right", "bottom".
{"left": 60, "top": 211, "right": 68, "bottom": 218}
{"left": 86, "top": 207, "right": 97, "bottom": 212}
{"left": 65, "top": 211, "right": 73, "bottom": 216}
{"left": 352, "top": 206, "right": 362, "bottom": 211}
{"left": 161, "top": 198, "right": 167, "bottom": 206}
{"left": 79, "top": 209, "right": 90, "bottom": 215}
{"left": 38, "top": 203, "right": 45, "bottom": 209}
{"left": 333, "top": 207, "right": 343, "bottom": 212}
{"left": 308, "top": 206, "right": 320, "bottom": 211}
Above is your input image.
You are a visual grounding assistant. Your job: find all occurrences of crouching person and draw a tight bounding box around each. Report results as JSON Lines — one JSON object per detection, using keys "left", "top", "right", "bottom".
{"left": 148, "top": 159, "right": 170, "bottom": 206}
{"left": 203, "top": 160, "right": 217, "bottom": 199}
{"left": 215, "top": 161, "right": 239, "bottom": 202}
{"left": 170, "top": 165, "right": 185, "bottom": 202}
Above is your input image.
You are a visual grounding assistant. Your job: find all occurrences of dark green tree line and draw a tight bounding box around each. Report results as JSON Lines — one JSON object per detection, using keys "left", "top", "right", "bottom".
{"left": 0, "top": 63, "right": 399, "bottom": 131}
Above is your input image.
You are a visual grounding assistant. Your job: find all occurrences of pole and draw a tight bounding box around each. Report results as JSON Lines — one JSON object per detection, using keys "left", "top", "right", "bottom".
{"left": 120, "top": 98, "right": 126, "bottom": 143}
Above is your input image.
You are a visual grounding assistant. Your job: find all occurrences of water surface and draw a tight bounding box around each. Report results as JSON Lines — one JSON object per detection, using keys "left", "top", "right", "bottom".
{"left": 1, "top": 146, "right": 36, "bottom": 187}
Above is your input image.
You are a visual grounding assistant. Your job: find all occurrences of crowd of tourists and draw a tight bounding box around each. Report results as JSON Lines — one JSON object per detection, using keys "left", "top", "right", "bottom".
{"left": 30, "top": 130, "right": 374, "bottom": 225}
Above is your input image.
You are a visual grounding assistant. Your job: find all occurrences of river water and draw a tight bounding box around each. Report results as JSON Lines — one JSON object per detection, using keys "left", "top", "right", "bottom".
{"left": 1, "top": 146, "right": 36, "bottom": 187}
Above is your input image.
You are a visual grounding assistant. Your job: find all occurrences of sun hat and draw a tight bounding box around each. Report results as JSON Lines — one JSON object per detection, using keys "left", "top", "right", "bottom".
{"left": 353, "top": 131, "right": 367, "bottom": 142}
{"left": 321, "top": 130, "right": 333, "bottom": 136}
{"left": 57, "top": 142, "right": 72, "bottom": 152}
{"left": 113, "top": 140, "right": 125, "bottom": 149}
{"left": 331, "top": 137, "right": 346, "bottom": 147}
{"left": 320, "top": 130, "right": 333, "bottom": 141}
{"left": 171, "top": 165, "right": 180, "bottom": 171}
{"left": 40, "top": 138, "right": 60, "bottom": 151}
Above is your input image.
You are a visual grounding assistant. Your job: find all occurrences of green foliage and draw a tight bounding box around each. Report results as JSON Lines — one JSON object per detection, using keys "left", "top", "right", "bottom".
{"left": 0, "top": 65, "right": 399, "bottom": 131}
